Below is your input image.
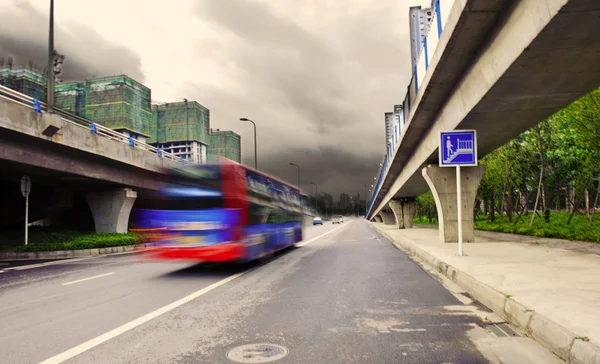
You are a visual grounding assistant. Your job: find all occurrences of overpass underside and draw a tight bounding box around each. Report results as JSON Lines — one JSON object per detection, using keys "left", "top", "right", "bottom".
{"left": 369, "top": 0, "right": 600, "bottom": 242}
{"left": 0, "top": 94, "right": 176, "bottom": 234}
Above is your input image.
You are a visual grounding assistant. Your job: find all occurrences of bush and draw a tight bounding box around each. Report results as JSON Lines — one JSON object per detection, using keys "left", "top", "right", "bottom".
{"left": 473, "top": 211, "right": 600, "bottom": 243}
{"left": 413, "top": 210, "right": 600, "bottom": 243}
{"left": 13, "top": 232, "right": 149, "bottom": 252}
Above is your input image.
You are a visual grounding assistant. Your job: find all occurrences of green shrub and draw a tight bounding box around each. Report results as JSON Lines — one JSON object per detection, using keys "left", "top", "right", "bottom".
{"left": 415, "top": 210, "right": 600, "bottom": 243}
{"left": 13, "top": 232, "right": 149, "bottom": 252}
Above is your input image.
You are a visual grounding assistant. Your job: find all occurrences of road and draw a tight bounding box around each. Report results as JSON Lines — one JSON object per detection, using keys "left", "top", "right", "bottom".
{"left": 0, "top": 220, "right": 559, "bottom": 364}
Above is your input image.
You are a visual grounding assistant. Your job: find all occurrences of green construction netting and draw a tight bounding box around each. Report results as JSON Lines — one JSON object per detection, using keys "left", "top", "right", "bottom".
{"left": 83, "top": 75, "right": 152, "bottom": 136}
{"left": 54, "top": 82, "right": 86, "bottom": 117}
{"left": 0, "top": 68, "right": 47, "bottom": 101}
{"left": 150, "top": 101, "right": 210, "bottom": 145}
{"left": 208, "top": 131, "right": 241, "bottom": 162}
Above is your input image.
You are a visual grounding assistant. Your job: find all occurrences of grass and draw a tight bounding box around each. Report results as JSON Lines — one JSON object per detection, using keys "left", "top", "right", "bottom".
{"left": 413, "top": 211, "right": 600, "bottom": 243}
{"left": 0, "top": 227, "right": 148, "bottom": 253}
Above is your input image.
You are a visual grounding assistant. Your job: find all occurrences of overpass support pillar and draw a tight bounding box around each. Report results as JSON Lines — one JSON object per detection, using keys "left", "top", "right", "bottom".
{"left": 379, "top": 211, "right": 396, "bottom": 225}
{"left": 422, "top": 165, "right": 485, "bottom": 243}
{"left": 374, "top": 215, "right": 383, "bottom": 223}
{"left": 389, "top": 199, "right": 417, "bottom": 229}
{"left": 86, "top": 188, "right": 137, "bottom": 233}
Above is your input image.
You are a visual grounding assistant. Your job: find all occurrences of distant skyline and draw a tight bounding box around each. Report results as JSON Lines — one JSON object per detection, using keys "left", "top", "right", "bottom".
{"left": 0, "top": 0, "right": 429, "bottom": 196}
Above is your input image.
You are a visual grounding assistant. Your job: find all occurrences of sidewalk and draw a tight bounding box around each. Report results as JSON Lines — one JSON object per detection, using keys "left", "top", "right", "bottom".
{"left": 370, "top": 222, "right": 600, "bottom": 364}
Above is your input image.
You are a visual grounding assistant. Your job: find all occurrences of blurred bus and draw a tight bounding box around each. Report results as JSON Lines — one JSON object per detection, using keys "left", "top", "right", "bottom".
{"left": 132, "top": 158, "right": 305, "bottom": 263}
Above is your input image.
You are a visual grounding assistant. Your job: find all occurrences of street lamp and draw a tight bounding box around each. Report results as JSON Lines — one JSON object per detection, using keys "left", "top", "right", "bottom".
{"left": 289, "top": 162, "right": 300, "bottom": 190}
{"left": 240, "top": 118, "right": 257, "bottom": 170}
{"left": 310, "top": 182, "right": 318, "bottom": 215}
{"left": 47, "top": 0, "right": 55, "bottom": 112}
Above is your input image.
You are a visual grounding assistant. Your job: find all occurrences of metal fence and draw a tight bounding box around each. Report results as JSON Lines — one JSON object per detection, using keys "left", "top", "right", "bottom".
{"left": 366, "top": 0, "right": 455, "bottom": 218}
{"left": 0, "top": 83, "right": 185, "bottom": 164}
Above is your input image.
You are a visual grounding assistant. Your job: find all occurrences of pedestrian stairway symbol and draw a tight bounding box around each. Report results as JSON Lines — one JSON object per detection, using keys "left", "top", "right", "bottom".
{"left": 439, "top": 130, "right": 477, "bottom": 167}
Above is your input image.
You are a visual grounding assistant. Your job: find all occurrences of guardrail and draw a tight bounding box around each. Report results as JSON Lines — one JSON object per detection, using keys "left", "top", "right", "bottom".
{"left": 0, "top": 83, "right": 186, "bottom": 164}
{"left": 366, "top": 0, "right": 455, "bottom": 218}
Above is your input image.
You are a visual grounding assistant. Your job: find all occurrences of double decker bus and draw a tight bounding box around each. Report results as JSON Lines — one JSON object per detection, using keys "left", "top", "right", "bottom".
{"left": 132, "top": 158, "right": 305, "bottom": 263}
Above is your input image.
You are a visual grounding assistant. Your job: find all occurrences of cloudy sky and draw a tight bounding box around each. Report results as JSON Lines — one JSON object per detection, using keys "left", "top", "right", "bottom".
{"left": 0, "top": 0, "right": 428, "bottom": 200}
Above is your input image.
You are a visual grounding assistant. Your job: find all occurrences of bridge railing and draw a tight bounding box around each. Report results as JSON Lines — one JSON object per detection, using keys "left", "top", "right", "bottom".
{"left": 0, "top": 83, "right": 186, "bottom": 164}
{"left": 367, "top": 0, "right": 455, "bottom": 217}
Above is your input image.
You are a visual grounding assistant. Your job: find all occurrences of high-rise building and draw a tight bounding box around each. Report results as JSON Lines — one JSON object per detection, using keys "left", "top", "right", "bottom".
{"left": 339, "top": 193, "right": 351, "bottom": 210}
{"left": 0, "top": 64, "right": 47, "bottom": 103}
{"left": 385, "top": 112, "right": 394, "bottom": 148}
{"left": 208, "top": 129, "right": 241, "bottom": 163}
{"left": 322, "top": 193, "right": 333, "bottom": 209}
{"left": 149, "top": 100, "right": 210, "bottom": 163}
{"left": 409, "top": 5, "right": 433, "bottom": 68}
{"left": 393, "top": 104, "right": 404, "bottom": 139}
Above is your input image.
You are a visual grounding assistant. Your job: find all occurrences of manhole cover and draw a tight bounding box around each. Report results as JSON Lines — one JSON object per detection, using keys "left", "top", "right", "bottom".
{"left": 227, "top": 343, "right": 289, "bottom": 363}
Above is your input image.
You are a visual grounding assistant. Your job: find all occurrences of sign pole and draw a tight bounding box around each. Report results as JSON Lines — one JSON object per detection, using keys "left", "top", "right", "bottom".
{"left": 456, "top": 165, "right": 463, "bottom": 256}
{"left": 25, "top": 193, "right": 29, "bottom": 246}
{"left": 21, "top": 175, "right": 31, "bottom": 246}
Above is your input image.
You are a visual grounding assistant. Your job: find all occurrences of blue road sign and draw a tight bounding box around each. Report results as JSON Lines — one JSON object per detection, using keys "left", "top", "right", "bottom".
{"left": 439, "top": 130, "right": 477, "bottom": 167}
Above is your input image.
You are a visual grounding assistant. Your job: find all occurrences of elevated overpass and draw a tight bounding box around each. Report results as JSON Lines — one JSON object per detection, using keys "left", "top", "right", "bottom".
{"left": 0, "top": 84, "right": 183, "bottom": 233}
{"left": 366, "top": 0, "right": 600, "bottom": 242}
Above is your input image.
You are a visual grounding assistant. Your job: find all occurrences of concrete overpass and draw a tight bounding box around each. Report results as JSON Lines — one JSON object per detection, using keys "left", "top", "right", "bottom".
{"left": 367, "top": 0, "right": 600, "bottom": 242}
{"left": 0, "top": 84, "right": 182, "bottom": 233}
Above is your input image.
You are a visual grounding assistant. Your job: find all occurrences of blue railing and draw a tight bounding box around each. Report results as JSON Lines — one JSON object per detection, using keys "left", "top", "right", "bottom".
{"left": 366, "top": 0, "right": 454, "bottom": 218}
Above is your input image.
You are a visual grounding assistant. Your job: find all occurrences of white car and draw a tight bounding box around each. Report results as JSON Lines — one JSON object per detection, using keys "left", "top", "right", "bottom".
{"left": 332, "top": 216, "right": 341, "bottom": 224}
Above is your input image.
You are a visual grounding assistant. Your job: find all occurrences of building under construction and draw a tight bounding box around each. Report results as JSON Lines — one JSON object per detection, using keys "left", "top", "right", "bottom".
{"left": 0, "top": 63, "right": 47, "bottom": 102}
{"left": 208, "top": 129, "right": 241, "bottom": 163}
{"left": 82, "top": 75, "right": 152, "bottom": 142}
{"left": 149, "top": 101, "right": 211, "bottom": 163}
{"left": 0, "top": 60, "right": 241, "bottom": 165}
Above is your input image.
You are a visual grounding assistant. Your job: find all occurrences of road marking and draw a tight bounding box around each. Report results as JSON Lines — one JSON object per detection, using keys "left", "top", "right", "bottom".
{"left": 39, "top": 270, "right": 250, "bottom": 364}
{"left": 296, "top": 221, "right": 350, "bottom": 247}
{"left": 40, "top": 225, "right": 345, "bottom": 363}
{"left": 4, "top": 257, "right": 94, "bottom": 271}
{"left": 61, "top": 272, "right": 116, "bottom": 286}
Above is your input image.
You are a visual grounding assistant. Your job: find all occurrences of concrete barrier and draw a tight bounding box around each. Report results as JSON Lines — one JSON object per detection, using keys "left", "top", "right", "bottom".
{"left": 0, "top": 243, "right": 157, "bottom": 260}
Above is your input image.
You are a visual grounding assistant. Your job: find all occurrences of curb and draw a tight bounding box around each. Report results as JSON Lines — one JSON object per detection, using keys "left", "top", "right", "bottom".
{"left": 370, "top": 223, "right": 600, "bottom": 364}
{"left": 0, "top": 243, "right": 158, "bottom": 260}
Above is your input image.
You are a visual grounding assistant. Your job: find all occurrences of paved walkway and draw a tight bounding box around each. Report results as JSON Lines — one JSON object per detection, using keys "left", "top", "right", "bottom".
{"left": 370, "top": 223, "right": 600, "bottom": 363}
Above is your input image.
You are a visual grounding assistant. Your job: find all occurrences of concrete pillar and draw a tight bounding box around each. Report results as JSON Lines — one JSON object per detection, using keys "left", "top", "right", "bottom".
{"left": 389, "top": 199, "right": 417, "bottom": 229}
{"left": 389, "top": 200, "right": 405, "bottom": 229}
{"left": 86, "top": 188, "right": 137, "bottom": 233}
{"left": 379, "top": 211, "right": 396, "bottom": 225}
{"left": 374, "top": 216, "right": 383, "bottom": 223}
{"left": 403, "top": 199, "right": 417, "bottom": 229}
{"left": 422, "top": 165, "right": 485, "bottom": 243}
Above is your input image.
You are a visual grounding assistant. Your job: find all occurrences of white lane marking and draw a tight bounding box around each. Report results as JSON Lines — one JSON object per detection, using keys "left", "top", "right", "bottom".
{"left": 61, "top": 272, "right": 116, "bottom": 286}
{"left": 296, "top": 221, "right": 350, "bottom": 247}
{"left": 39, "top": 271, "right": 249, "bottom": 364}
{"left": 4, "top": 257, "right": 94, "bottom": 271}
{"left": 40, "top": 225, "right": 345, "bottom": 363}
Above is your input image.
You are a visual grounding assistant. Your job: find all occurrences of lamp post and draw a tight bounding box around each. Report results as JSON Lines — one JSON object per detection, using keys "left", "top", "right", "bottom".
{"left": 310, "top": 182, "right": 318, "bottom": 215}
{"left": 47, "top": 0, "right": 55, "bottom": 112}
{"left": 240, "top": 118, "right": 257, "bottom": 170}
{"left": 289, "top": 162, "right": 300, "bottom": 190}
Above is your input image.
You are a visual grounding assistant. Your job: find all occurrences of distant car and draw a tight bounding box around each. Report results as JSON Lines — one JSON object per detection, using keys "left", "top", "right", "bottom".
{"left": 313, "top": 217, "right": 323, "bottom": 225}
{"left": 332, "top": 216, "right": 341, "bottom": 224}
{"left": 338, "top": 215, "right": 344, "bottom": 223}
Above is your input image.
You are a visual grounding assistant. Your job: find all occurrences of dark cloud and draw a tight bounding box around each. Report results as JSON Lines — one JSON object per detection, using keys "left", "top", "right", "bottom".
{"left": 258, "top": 146, "right": 382, "bottom": 199}
{"left": 188, "top": 0, "right": 410, "bottom": 199}
{"left": 0, "top": 0, "right": 144, "bottom": 82}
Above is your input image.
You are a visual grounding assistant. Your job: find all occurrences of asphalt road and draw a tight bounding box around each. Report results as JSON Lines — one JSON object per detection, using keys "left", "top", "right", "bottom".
{"left": 0, "top": 220, "right": 559, "bottom": 364}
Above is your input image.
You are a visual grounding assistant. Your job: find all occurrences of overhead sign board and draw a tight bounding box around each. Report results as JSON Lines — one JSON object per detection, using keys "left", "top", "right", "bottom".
{"left": 439, "top": 130, "right": 478, "bottom": 167}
